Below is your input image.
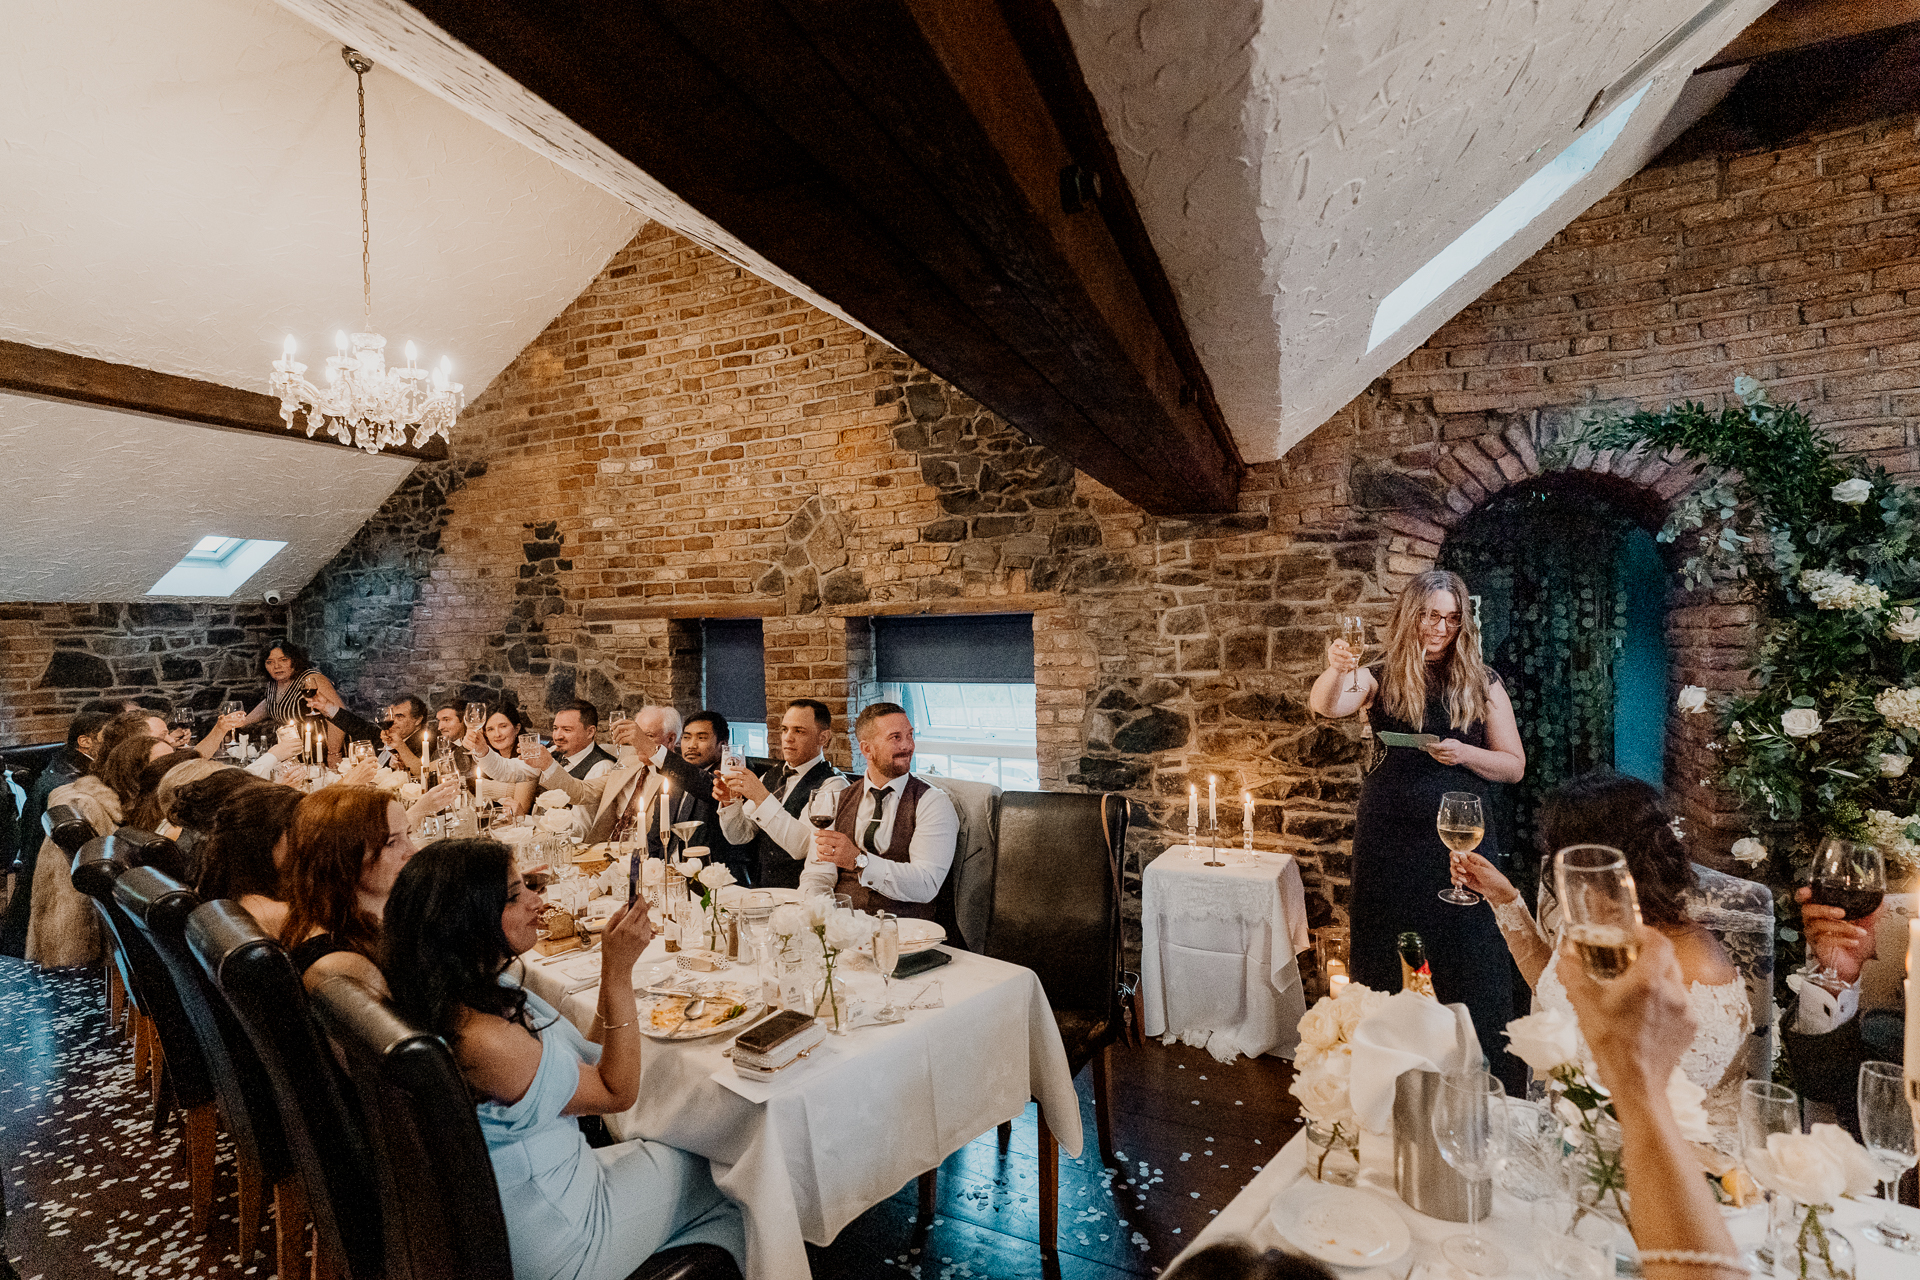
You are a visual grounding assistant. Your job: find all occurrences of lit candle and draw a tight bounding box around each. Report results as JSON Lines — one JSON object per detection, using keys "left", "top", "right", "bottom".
{"left": 660, "top": 775, "right": 672, "bottom": 844}
{"left": 1208, "top": 775, "right": 1217, "bottom": 826}
{"left": 1243, "top": 790, "right": 1254, "bottom": 848}
{"left": 420, "top": 727, "right": 432, "bottom": 782}
{"left": 335, "top": 329, "right": 349, "bottom": 353}
{"left": 1328, "top": 959, "right": 1350, "bottom": 993}
{"left": 1187, "top": 783, "right": 1198, "bottom": 831}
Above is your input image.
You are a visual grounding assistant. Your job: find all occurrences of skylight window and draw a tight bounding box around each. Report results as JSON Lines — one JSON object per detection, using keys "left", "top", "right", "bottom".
{"left": 1367, "top": 82, "right": 1653, "bottom": 353}
{"left": 148, "top": 537, "right": 287, "bottom": 598}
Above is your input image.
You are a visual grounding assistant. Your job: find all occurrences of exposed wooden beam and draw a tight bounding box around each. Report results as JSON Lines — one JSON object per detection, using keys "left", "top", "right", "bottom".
{"left": 0, "top": 340, "right": 448, "bottom": 462}
{"left": 295, "top": 0, "right": 1240, "bottom": 514}
{"left": 1702, "top": 0, "right": 1920, "bottom": 69}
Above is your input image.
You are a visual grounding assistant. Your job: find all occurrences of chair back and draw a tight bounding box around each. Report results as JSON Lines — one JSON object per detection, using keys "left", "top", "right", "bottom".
{"left": 922, "top": 777, "right": 1001, "bottom": 951}
{"left": 73, "top": 835, "right": 216, "bottom": 1109}
{"left": 46, "top": 803, "right": 94, "bottom": 855}
{"left": 188, "top": 900, "right": 385, "bottom": 1279}
{"left": 307, "top": 973, "right": 514, "bottom": 1280}
{"left": 1686, "top": 863, "right": 1777, "bottom": 1081}
{"left": 114, "top": 867, "right": 292, "bottom": 1183}
{"left": 983, "top": 792, "right": 1129, "bottom": 1037}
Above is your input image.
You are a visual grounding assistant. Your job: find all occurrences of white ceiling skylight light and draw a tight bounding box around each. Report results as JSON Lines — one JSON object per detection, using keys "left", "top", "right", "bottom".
{"left": 1367, "top": 82, "right": 1654, "bottom": 353}
{"left": 147, "top": 535, "right": 287, "bottom": 598}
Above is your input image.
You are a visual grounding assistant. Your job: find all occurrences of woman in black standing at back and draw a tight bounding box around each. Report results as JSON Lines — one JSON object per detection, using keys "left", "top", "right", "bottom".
{"left": 1308, "top": 569, "right": 1527, "bottom": 1086}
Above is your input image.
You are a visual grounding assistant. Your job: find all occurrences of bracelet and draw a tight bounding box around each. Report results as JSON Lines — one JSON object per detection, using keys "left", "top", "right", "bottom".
{"left": 1637, "top": 1250, "right": 1750, "bottom": 1274}
{"left": 600, "top": 1019, "right": 634, "bottom": 1032}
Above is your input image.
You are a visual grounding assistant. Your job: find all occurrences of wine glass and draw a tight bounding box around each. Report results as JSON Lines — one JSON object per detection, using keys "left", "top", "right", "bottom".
{"left": 1335, "top": 615, "right": 1367, "bottom": 692}
{"left": 1431, "top": 1070, "right": 1507, "bottom": 1275}
{"left": 1436, "top": 791, "right": 1485, "bottom": 905}
{"left": 873, "top": 912, "right": 902, "bottom": 1019}
{"left": 1859, "top": 1061, "right": 1919, "bottom": 1252}
{"left": 1553, "top": 845, "right": 1642, "bottom": 982}
{"left": 1805, "top": 836, "right": 1886, "bottom": 989}
{"left": 464, "top": 700, "right": 487, "bottom": 737}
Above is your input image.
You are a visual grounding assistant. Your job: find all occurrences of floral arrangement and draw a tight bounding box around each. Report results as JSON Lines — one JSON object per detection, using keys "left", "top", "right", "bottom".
{"left": 1747, "top": 1126, "right": 1882, "bottom": 1278}
{"left": 802, "top": 897, "right": 871, "bottom": 1031}
{"left": 1290, "top": 981, "right": 1389, "bottom": 1178}
{"left": 1568, "top": 378, "right": 1920, "bottom": 879}
{"left": 683, "top": 860, "right": 736, "bottom": 947}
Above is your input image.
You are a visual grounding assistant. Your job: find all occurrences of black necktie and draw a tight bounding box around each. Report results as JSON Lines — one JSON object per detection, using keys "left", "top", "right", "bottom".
{"left": 772, "top": 763, "right": 795, "bottom": 796}
{"left": 862, "top": 786, "right": 892, "bottom": 856}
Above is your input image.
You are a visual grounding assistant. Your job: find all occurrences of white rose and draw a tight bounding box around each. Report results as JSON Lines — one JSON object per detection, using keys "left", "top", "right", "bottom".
{"left": 696, "top": 864, "right": 736, "bottom": 891}
{"left": 823, "top": 909, "right": 871, "bottom": 952}
{"left": 769, "top": 903, "right": 807, "bottom": 938}
{"left": 1503, "top": 1009, "right": 1581, "bottom": 1073}
{"left": 1298, "top": 999, "right": 1343, "bottom": 1051}
{"left": 399, "top": 781, "right": 425, "bottom": 802}
{"left": 679, "top": 858, "right": 703, "bottom": 878}
{"left": 1749, "top": 1132, "right": 1846, "bottom": 1205}
{"left": 1882, "top": 753, "right": 1912, "bottom": 778}
{"left": 1288, "top": 1069, "right": 1353, "bottom": 1127}
{"left": 537, "top": 806, "right": 574, "bottom": 833}
{"left": 1676, "top": 685, "right": 1709, "bottom": 714}
{"left": 535, "top": 789, "right": 573, "bottom": 810}
{"left": 1888, "top": 607, "right": 1920, "bottom": 643}
{"left": 800, "top": 895, "right": 831, "bottom": 928}
{"left": 1831, "top": 478, "right": 1873, "bottom": 505}
{"left": 1809, "top": 1124, "right": 1883, "bottom": 1198}
{"left": 1664, "top": 1068, "right": 1714, "bottom": 1145}
{"left": 1729, "top": 837, "right": 1767, "bottom": 866}
{"left": 1781, "top": 708, "right": 1823, "bottom": 738}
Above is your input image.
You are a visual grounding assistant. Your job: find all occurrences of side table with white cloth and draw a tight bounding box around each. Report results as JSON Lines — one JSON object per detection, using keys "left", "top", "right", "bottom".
{"left": 518, "top": 939, "right": 1083, "bottom": 1280}
{"left": 1170, "top": 1126, "right": 1920, "bottom": 1279}
{"left": 1140, "top": 846, "right": 1312, "bottom": 1063}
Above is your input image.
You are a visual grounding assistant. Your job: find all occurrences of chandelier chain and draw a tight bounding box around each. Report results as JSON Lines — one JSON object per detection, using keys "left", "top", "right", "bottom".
{"left": 356, "top": 62, "right": 371, "bottom": 334}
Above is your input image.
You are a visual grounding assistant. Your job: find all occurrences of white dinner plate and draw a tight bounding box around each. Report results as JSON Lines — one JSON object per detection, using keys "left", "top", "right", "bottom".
{"left": 715, "top": 886, "right": 806, "bottom": 908}
{"left": 1267, "top": 1182, "right": 1410, "bottom": 1271}
{"left": 895, "top": 919, "right": 945, "bottom": 954}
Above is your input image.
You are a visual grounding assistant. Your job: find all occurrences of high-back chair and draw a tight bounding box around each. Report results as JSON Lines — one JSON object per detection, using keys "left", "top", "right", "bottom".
{"left": 55, "top": 803, "right": 145, "bottom": 1048}
{"left": 187, "top": 900, "right": 385, "bottom": 1280}
{"left": 115, "top": 867, "right": 298, "bottom": 1265}
{"left": 1686, "top": 863, "right": 1776, "bottom": 1082}
{"left": 307, "top": 975, "right": 741, "bottom": 1280}
{"left": 978, "top": 790, "right": 1129, "bottom": 1249}
{"left": 922, "top": 777, "right": 1001, "bottom": 951}
{"left": 188, "top": 901, "right": 385, "bottom": 1280}
{"left": 71, "top": 832, "right": 221, "bottom": 1231}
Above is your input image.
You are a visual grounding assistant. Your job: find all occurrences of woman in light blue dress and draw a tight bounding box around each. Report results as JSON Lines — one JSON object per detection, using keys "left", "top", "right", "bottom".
{"left": 383, "top": 839, "right": 744, "bottom": 1280}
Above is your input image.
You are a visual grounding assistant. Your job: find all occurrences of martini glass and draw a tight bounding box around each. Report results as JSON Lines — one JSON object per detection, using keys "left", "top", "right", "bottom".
{"left": 671, "top": 819, "right": 703, "bottom": 861}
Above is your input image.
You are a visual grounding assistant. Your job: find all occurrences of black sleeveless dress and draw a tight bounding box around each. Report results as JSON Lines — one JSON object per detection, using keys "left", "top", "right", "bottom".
{"left": 1350, "top": 664, "right": 1517, "bottom": 1083}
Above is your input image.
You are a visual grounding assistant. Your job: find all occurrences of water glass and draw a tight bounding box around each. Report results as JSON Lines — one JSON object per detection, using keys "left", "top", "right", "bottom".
{"left": 1530, "top": 1196, "right": 1612, "bottom": 1279}
{"left": 1858, "top": 1061, "right": 1919, "bottom": 1252}
{"left": 1430, "top": 1070, "right": 1508, "bottom": 1276}
{"left": 1554, "top": 845, "right": 1643, "bottom": 983}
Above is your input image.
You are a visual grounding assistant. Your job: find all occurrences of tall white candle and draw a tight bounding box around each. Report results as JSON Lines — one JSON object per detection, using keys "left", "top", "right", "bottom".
{"left": 1905, "top": 920, "right": 1918, "bottom": 1154}
{"left": 661, "top": 775, "right": 672, "bottom": 843}
{"left": 1243, "top": 790, "right": 1254, "bottom": 837}
{"left": 1208, "top": 775, "right": 1217, "bottom": 826}
{"left": 1187, "top": 783, "right": 1197, "bottom": 830}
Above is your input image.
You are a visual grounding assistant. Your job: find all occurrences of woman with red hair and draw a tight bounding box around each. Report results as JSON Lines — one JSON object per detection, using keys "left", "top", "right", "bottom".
{"left": 278, "top": 784, "right": 416, "bottom": 989}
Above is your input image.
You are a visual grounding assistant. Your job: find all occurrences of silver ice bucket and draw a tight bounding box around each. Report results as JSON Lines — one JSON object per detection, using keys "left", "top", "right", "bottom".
{"left": 1392, "top": 1068, "right": 1490, "bottom": 1222}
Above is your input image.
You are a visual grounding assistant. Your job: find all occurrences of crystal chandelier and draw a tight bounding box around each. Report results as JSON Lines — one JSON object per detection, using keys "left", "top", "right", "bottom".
{"left": 270, "top": 48, "right": 462, "bottom": 455}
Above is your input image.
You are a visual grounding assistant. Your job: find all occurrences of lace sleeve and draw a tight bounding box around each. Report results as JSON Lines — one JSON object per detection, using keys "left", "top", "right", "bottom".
{"left": 1492, "top": 898, "right": 1553, "bottom": 986}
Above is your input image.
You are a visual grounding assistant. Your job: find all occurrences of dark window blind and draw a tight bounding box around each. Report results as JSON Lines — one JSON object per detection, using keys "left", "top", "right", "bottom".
{"left": 702, "top": 619, "right": 766, "bottom": 727}
{"left": 875, "top": 614, "right": 1034, "bottom": 684}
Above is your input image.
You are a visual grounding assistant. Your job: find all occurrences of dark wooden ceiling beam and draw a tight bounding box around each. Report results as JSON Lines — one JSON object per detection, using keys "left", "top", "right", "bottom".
{"left": 1701, "top": 0, "right": 1920, "bottom": 69}
{"left": 0, "top": 339, "right": 447, "bottom": 461}
{"left": 392, "top": 0, "right": 1241, "bottom": 514}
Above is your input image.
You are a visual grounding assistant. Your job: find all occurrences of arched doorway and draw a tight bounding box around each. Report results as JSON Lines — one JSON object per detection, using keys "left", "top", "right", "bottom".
{"left": 1437, "top": 477, "right": 1673, "bottom": 885}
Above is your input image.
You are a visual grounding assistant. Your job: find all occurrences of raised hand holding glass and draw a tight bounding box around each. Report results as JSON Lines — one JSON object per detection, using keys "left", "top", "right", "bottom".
{"left": 1437, "top": 791, "right": 1484, "bottom": 905}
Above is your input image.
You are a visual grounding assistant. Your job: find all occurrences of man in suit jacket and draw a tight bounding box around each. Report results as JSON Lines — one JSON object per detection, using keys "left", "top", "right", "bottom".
{"left": 644, "top": 710, "right": 756, "bottom": 887}
{"left": 1781, "top": 886, "right": 1907, "bottom": 1137}
{"left": 718, "top": 699, "right": 845, "bottom": 890}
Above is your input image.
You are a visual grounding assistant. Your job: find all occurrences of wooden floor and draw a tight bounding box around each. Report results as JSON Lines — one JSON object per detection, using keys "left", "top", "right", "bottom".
{"left": 0, "top": 957, "right": 1301, "bottom": 1280}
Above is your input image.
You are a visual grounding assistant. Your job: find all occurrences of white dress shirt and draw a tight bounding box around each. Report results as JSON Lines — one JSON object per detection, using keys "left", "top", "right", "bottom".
{"left": 1793, "top": 969, "right": 1860, "bottom": 1035}
{"left": 476, "top": 746, "right": 541, "bottom": 783}
{"left": 718, "top": 753, "right": 848, "bottom": 861}
{"left": 797, "top": 773, "right": 958, "bottom": 904}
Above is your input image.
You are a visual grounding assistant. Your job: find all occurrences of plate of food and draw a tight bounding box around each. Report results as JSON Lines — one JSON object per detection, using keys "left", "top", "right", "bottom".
{"left": 639, "top": 984, "right": 765, "bottom": 1041}
{"left": 1266, "top": 1182, "right": 1409, "bottom": 1271}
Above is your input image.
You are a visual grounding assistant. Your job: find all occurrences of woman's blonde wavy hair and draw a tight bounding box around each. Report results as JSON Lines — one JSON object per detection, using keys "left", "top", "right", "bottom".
{"left": 1378, "top": 569, "right": 1493, "bottom": 732}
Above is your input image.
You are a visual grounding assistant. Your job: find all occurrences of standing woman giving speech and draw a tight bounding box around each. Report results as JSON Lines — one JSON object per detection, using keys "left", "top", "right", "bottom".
{"left": 1308, "top": 569, "right": 1526, "bottom": 1084}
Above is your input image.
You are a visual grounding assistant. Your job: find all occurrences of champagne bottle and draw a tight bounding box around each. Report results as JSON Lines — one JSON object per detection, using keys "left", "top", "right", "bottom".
{"left": 1397, "top": 930, "right": 1436, "bottom": 999}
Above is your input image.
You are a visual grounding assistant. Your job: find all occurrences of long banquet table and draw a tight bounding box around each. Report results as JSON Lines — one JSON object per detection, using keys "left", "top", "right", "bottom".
{"left": 518, "top": 938, "right": 1082, "bottom": 1280}
{"left": 1170, "top": 1127, "right": 1920, "bottom": 1278}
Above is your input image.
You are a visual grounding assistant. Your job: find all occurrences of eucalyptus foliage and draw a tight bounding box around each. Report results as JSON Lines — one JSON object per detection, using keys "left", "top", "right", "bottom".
{"left": 1566, "top": 379, "right": 1920, "bottom": 874}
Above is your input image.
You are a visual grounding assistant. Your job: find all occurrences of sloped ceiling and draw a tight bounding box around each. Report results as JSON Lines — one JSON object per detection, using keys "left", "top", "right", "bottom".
{"left": 0, "top": 0, "right": 644, "bottom": 600}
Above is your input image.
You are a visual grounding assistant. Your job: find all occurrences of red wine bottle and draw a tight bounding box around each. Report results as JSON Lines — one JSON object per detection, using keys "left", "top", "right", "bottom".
{"left": 1809, "top": 878, "right": 1883, "bottom": 921}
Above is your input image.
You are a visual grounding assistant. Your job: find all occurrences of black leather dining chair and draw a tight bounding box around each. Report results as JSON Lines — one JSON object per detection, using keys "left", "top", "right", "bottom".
{"left": 187, "top": 899, "right": 385, "bottom": 1280}
{"left": 115, "top": 867, "right": 298, "bottom": 1265}
{"left": 308, "top": 974, "right": 742, "bottom": 1280}
{"left": 979, "top": 790, "right": 1129, "bottom": 1251}
{"left": 49, "top": 803, "right": 146, "bottom": 1056}
{"left": 72, "top": 832, "right": 221, "bottom": 1233}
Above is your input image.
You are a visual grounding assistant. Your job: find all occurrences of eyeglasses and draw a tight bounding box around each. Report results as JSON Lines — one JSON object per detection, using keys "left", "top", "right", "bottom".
{"left": 1418, "top": 610, "right": 1463, "bottom": 631}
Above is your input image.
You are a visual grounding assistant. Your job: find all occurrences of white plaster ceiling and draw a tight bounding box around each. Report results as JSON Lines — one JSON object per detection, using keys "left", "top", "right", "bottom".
{"left": 0, "top": 392, "right": 415, "bottom": 603}
{"left": 1055, "top": 0, "right": 1773, "bottom": 463}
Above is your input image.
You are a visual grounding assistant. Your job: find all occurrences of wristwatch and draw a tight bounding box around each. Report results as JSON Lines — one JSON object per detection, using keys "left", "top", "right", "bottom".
{"left": 854, "top": 853, "right": 869, "bottom": 871}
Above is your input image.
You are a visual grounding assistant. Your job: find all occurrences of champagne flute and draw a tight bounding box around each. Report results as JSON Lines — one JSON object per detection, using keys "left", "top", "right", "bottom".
{"left": 1336, "top": 615, "right": 1367, "bottom": 692}
{"left": 1431, "top": 1070, "right": 1507, "bottom": 1275}
{"left": 873, "top": 912, "right": 902, "bottom": 1019}
{"left": 1554, "top": 845, "right": 1642, "bottom": 981}
{"left": 1858, "top": 1061, "right": 1919, "bottom": 1252}
{"left": 1436, "top": 791, "right": 1485, "bottom": 905}
{"left": 1805, "top": 836, "right": 1886, "bottom": 989}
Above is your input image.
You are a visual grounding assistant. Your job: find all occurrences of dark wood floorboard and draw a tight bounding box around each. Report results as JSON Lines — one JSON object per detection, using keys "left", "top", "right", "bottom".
{"left": 1, "top": 958, "right": 1300, "bottom": 1279}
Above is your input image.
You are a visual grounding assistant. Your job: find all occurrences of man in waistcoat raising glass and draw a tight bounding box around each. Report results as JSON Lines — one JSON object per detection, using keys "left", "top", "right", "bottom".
{"left": 798, "top": 702, "right": 958, "bottom": 922}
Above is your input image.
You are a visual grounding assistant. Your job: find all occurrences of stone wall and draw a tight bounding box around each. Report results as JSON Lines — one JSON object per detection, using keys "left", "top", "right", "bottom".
{"left": 0, "top": 602, "right": 290, "bottom": 745}
{"left": 288, "top": 110, "right": 1920, "bottom": 937}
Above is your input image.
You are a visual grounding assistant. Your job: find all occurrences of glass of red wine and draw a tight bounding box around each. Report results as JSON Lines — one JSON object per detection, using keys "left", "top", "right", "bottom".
{"left": 1806, "top": 835, "right": 1886, "bottom": 989}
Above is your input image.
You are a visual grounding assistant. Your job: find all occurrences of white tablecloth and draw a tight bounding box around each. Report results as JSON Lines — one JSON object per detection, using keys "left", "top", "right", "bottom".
{"left": 1172, "top": 1128, "right": 1920, "bottom": 1278}
{"left": 1141, "top": 846, "right": 1311, "bottom": 1063}
{"left": 518, "top": 942, "right": 1082, "bottom": 1280}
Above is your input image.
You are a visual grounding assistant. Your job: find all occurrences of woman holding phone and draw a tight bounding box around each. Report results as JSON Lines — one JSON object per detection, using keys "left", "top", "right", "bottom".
{"left": 1308, "top": 569, "right": 1526, "bottom": 1084}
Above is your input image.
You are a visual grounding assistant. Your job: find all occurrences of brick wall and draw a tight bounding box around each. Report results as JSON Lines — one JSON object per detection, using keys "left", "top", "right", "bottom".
{"left": 288, "top": 111, "right": 1920, "bottom": 936}
{"left": 0, "top": 602, "right": 289, "bottom": 746}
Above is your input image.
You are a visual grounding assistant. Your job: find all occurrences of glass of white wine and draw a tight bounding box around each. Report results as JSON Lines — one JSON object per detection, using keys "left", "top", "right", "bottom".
{"left": 1336, "top": 615, "right": 1367, "bottom": 693}
{"left": 1436, "top": 790, "right": 1484, "bottom": 905}
{"left": 873, "top": 912, "right": 902, "bottom": 1020}
{"left": 1554, "top": 845, "right": 1642, "bottom": 982}
{"left": 464, "top": 700, "right": 487, "bottom": 736}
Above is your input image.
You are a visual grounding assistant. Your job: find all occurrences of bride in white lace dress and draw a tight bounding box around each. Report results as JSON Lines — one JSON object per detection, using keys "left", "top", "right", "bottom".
{"left": 1452, "top": 772, "right": 1752, "bottom": 1135}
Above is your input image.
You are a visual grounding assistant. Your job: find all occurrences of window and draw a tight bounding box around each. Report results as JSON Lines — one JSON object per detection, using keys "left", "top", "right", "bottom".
{"left": 873, "top": 613, "right": 1036, "bottom": 789}
{"left": 702, "top": 619, "right": 768, "bottom": 757}
{"left": 147, "top": 536, "right": 286, "bottom": 597}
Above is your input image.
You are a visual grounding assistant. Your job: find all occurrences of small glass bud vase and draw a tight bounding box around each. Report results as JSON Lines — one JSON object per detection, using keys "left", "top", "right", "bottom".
{"left": 1303, "top": 1119, "right": 1360, "bottom": 1186}
{"left": 1770, "top": 1197, "right": 1855, "bottom": 1280}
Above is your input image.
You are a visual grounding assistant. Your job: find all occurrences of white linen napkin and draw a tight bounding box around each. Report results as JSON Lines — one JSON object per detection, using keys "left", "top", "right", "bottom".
{"left": 1348, "top": 991, "right": 1477, "bottom": 1132}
